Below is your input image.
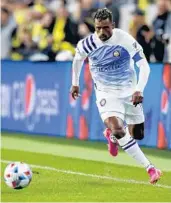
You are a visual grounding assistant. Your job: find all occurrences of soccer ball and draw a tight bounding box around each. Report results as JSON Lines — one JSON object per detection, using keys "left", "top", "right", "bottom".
{"left": 4, "top": 162, "right": 32, "bottom": 189}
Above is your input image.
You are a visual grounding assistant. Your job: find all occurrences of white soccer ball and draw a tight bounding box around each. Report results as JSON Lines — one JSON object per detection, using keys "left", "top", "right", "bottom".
{"left": 4, "top": 162, "right": 32, "bottom": 189}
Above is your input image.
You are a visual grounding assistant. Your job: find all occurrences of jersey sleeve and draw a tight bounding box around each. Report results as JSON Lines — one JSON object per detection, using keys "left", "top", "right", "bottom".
{"left": 118, "top": 30, "right": 150, "bottom": 93}
{"left": 75, "top": 40, "right": 88, "bottom": 60}
{"left": 123, "top": 32, "right": 150, "bottom": 93}
{"left": 72, "top": 40, "right": 87, "bottom": 86}
{"left": 123, "top": 31, "right": 146, "bottom": 63}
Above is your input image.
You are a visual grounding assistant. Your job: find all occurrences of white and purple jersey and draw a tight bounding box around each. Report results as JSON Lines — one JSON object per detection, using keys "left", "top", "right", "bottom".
{"left": 73, "top": 29, "right": 146, "bottom": 97}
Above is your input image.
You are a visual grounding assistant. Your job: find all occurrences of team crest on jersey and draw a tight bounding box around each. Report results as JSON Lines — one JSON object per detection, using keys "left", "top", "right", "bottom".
{"left": 100, "top": 99, "right": 106, "bottom": 106}
{"left": 113, "top": 50, "right": 120, "bottom": 57}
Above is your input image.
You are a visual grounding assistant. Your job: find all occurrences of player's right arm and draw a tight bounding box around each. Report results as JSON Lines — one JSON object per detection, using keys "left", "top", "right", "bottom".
{"left": 71, "top": 40, "right": 87, "bottom": 100}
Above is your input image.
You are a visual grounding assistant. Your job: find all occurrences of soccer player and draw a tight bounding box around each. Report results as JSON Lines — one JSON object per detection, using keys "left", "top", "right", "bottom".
{"left": 70, "top": 8, "right": 162, "bottom": 184}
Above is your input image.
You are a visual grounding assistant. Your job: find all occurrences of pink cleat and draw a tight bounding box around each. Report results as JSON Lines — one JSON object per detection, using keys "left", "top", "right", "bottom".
{"left": 148, "top": 167, "right": 162, "bottom": 184}
{"left": 103, "top": 128, "right": 118, "bottom": 157}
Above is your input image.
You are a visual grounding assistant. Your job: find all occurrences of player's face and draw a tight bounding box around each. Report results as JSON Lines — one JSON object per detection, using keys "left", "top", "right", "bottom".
{"left": 95, "top": 18, "right": 114, "bottom": 41}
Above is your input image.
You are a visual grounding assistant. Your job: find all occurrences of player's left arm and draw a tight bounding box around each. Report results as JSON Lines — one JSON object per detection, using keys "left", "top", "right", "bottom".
{"left": 127, "top": 34, "right": 150, "bottom": 106}
{"left": 71, "top": 40, "right": 87, "bottom": 100}
{"left": 133, "top": 52, "right": 150, "bottom": 106}
{"left": 132, "top": 44, "right": 150, "bottom": 92}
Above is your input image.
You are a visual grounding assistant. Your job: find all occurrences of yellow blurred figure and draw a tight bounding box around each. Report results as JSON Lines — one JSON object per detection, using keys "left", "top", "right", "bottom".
{"left": 32, "top": 9, "right": 75, "bottom": 57}
{"left": 33, "top": 0, "right": 47, "bottom": 14}
{"left": 138, "top": 0, "right": 149, "bottom": 11}
{"left": 11, "top": 25, "right": 33, "bottom": 60}
{"left": 13, "top": 3, "right": 30, "bottom": 25}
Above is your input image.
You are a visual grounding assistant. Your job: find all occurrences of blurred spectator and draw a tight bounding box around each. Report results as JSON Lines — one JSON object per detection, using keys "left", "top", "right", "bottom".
{"left": 12, "top": 1, "right": 30, "bottom": 25}
{"left": 129, "top": 8, "right": 153, "bottom": 61}
{"left": 45, "top": 0, "right": 63, "bottom": 12}
{"left": 11, "top": 25, "right": 39, "bottom": 60}
{"left": 32, "top": 11, "right": 56, "bottom": 60}
{"left": 1, "top": 7, "right": 16, "bottom": 59}
{"left": 78, "top": 0, "right": 97, "bottom": 36}
{"left": 32, "top": 0, "right": 47, "bottom": 14}
{"left": 53, "top": 6, "right": 79, "bottom": 60}
{"left": 32, "top": 6, "right": 79, "bottom": 61}
{"left": 105, "top": 0, "right": 120, "bottom": 28}
{"left": 152, "top": 0, "right": 171, "bottom": 62}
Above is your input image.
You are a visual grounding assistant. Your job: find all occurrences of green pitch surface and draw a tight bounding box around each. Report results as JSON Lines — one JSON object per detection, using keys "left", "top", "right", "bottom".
{"left": 1, "top": 133, "right": 171, "bottom": 202}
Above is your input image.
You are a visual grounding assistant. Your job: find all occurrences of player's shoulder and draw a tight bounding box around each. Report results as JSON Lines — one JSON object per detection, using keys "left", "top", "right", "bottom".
{"left": 114, "top": 28, "right": 134, "bottom": 41}
{"left": 77, "top": 33, "right": 97, "bottom": 55}
{"left": 114, "top": 28, "right": 140, "bottom": 50}
{"left": 113, "top": 28, "right": 126, "bottom": 35}
{"left": 77, "top": 33, "right": 96, "bottom": 45}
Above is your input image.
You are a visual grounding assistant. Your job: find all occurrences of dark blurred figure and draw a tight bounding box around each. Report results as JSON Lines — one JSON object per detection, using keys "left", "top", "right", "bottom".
{"left": 129, "top": 8, "right": 153, "bottom": 62}
{"left": 1, "top": 7, "right": 16, "bottom": 59}
{"left": 152, "top": 0, "right": 171, "bottom": 62}
{"left": 32, "top": 11, "right": 56, "bottom": 60}
{"left": 11, "top": 25, "right": 38, "bottom": 60}
{"left": 79, "top": 0, "right": 97, "bottom": 36}
{"left": 105, "top": 0, "right": 120, "bottom": 28}
{"left": 53, "top": 6, "right": 80, "bottom": 60}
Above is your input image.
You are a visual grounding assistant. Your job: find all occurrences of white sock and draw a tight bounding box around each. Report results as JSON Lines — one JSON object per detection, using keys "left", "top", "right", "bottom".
{"left": 117, "top": 130, "right": 153, "bottom": 170}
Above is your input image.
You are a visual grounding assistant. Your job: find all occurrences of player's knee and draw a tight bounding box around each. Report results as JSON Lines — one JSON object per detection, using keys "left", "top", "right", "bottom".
{"left": 133, "top": 123, "right": 144, "bottom": 140}
{"left": 104, "top": 117, "right": 125, "bottom": 139}
{"left": 111, "top": 127, "right": 125, "bottom": 139}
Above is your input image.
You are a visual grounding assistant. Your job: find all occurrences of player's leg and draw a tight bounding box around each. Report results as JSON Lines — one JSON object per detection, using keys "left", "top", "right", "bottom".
{"left": 95, "top": 90, "right": 125, "bottom": 157}
{"left": 103, "top": 122, "right": 144, "bottom": 144}
{"left": 127, "top": 123, "right": 161, "bottom": 183}
{"left": 128, "top": 122, "right": 144, "bottom": 140}
{"left": 106, "top": 117, "right": 162, "bottom": 184}
{"left": 96, "top": 90, "right": 162, "bottom": 184}
{"left": 104, "top": 116, "right": 125, "bottom": 156}
{"left": 103, "top": 127, "right": 119, "bottom": 156}
{"left": 125, "top": 99, "right": 162, "bottom": 184}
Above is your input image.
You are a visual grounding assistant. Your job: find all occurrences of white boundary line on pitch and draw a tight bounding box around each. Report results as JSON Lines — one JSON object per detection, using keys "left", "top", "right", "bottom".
{"left": 1, "top": 160, "right": 171, "bottom": 189}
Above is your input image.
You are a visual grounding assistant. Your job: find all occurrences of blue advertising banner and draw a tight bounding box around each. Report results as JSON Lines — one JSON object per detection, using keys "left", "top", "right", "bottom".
{"left": 138, "top": 64, "right": 164, "bottom": 147}
{"left": 157, "top": 64, "right": 171, "bottom": 149}
{"left": 1, "top": 60, "right": 72, "bottom": 136}
{"left": 1, "top": 60, "right": 171, "bottom": 149}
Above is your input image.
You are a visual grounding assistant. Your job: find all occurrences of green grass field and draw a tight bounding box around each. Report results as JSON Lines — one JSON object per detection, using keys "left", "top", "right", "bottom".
{"left": 1, "top": 133, "right": 171, "bottom": 202}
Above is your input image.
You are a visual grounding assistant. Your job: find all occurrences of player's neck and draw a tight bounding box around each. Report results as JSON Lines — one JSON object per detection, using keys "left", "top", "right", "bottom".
{"left": 95, "top": 31, "right": 114, "bottom": 43}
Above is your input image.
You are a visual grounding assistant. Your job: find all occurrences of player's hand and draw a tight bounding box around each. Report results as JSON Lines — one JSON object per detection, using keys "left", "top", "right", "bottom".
{"left": 70, "top": 86, "right": 80, "bottom": 100}
{"left": 132, "top": 91, "right": 143, "bottom": 107}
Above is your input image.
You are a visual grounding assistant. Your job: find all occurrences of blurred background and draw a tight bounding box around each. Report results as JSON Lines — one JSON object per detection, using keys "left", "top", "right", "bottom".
{"left": 1, "top": 0, "right": 171, "bottom": 151}
{"left": 1, "top": 0, "right": 171, "bottom": 62}
{"left": 1, "top": 1, "right": 171, "bottom": 201}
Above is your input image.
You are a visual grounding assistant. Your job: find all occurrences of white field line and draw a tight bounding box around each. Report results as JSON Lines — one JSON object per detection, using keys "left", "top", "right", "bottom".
{"left": 1, "top": 160, "right": 171, "bottom": 189}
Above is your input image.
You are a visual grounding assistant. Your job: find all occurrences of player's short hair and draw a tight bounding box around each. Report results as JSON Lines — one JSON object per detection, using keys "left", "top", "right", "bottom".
{"left": 94, "top": 8, "right": 113, "bottom": 22}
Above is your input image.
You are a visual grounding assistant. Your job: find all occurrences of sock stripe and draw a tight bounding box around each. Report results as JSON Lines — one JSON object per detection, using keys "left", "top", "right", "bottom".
{"left": 121, "top": 138, "right": 134, "bottom": 148}
{"left": 122, "top": 141, "right": 136, "bottom": 150}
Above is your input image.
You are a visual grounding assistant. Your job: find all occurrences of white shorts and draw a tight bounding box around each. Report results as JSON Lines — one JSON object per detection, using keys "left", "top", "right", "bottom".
{"left": 95, "top": 90, "right": 145, "bottom": 125}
